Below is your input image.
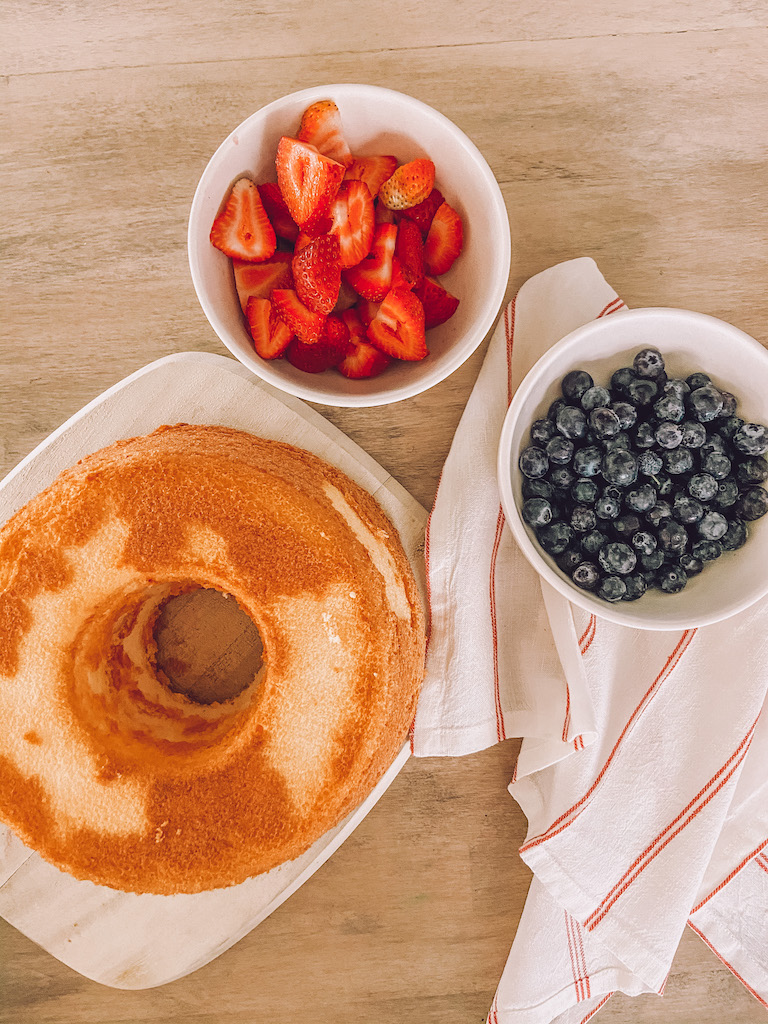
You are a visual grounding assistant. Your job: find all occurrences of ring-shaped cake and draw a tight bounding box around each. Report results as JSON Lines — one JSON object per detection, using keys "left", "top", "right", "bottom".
{"left": 0, "top": 425, "right": 425, "bottom": 894}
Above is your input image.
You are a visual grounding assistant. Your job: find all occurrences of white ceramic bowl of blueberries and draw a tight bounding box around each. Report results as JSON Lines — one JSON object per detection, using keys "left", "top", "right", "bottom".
{"left": 497, "top": 307, "right": 768, "bottom": 630}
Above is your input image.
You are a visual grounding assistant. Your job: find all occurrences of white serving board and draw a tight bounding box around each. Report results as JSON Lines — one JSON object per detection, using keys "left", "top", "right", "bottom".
{"left": 0, "top": 352, "right": 427, "bottom": 990}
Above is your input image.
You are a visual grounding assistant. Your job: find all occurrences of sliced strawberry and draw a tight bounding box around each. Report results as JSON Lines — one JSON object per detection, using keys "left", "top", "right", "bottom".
{"left": 398, "top": 188, "right": 444, "bottom": 238}
{"left": 343, "top": 223, "right": 397, "bottom": 301}
{"left": 232, "top": 252, "right": 293, "bottom": 312}
{"left": 275, "top": 137, "right": 345, "bottom": 230}
{"left": 210, "top": 177, "right": 277, "bottom": 261}
{"left": 245, "top": 297, "right": 293, "bottom": 360}
{"left": 413, "top": 276, "right": 460, "bottom": 328}
{"left": 354, "top": 297, "right": 381, "bottom": 328}
{"left": 328, "top": 180, "right": 375, "bottom": 269}
{"left": 366, "top": 287, "right": 427, "bottom": 361}
{"left": 257, "top": 182, "right": 299, "bottom": 243}
{"left": 379, "top": 159, "right": 435, "bottom": 211}
{"left": 291, "top": 234, "right": 341, "bottom": 315}
{"left": 271, "top": 288, "right": 326, "bottom": 344}
{"left": 333, "top": 278, "right": 359, "bottom": 314}
{"left": 390, "top": 257, "right": 411, "bottom": 292}
{"left": 297, "top": 100, "right": 353, "bottom": 167}
{"left": 344, "top": 155, "right": 398, "bottom": 198}
{"left": 285, "top": 314, "right": 351, "bottom": 373}
{"left": 424, "top": 201, "right": 463, "bottom": 275}
{"left": 394, "top": 219, "right": 424, "bottom": 288}
{"left": 338, "top": 309, "right": 391, "bottom": 378}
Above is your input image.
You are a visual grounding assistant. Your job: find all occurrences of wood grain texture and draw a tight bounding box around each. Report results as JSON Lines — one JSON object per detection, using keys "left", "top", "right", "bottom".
{"left": 2, "top": 0, "right": 768, "bottom": 1020}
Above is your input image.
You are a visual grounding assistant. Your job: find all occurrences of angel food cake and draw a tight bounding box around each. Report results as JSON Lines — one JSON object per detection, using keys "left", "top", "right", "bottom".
{"left": 0, "top": 425, "right": 425, "bottom": 894}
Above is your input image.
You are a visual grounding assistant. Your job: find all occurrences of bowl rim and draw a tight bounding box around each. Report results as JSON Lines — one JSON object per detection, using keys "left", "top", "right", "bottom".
{"left": 187, "top": 83, "right": 511, "bottom": 408}
{"left": 497, "top": 305, "right": 768, "bottom": 630}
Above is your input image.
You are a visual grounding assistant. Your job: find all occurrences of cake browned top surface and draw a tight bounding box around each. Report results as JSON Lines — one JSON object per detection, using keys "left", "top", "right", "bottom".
{"left": 0, "top": 424, "right": 425, "bottom": 894}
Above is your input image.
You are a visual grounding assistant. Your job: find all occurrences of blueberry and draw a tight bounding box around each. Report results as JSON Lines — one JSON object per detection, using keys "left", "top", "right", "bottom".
{"left": 530, "top": 418, "right": 556, "bottom": 444}
{"left": 572, "top": 561, "right": 600, "bottom": 590}
{"left": 598, "top": 576, "right": 627, "bottom": 602}
{"left": 595, "top": 493, "right": 622, "bottom": 520}
{"left": 646, "top": 500, "right": 672, "bottom": 528}
{"left": 573, "top": 445, "right": 603, "bottom": 477}
{"left": 602, "top": 449, "right": 638, "bottom": 487}
{"left": 611, "top": 367, "right": 637, "bottom": 394}
{"left": 640, "top": 548, "right": 665, "bottom": 571}
{"left": 523, "top": 477, "right": 555, "bottom": 502}
{"left": 598, "top": 541, "right": 637, "bottom": 575}
{"left": 623, "top": 574, "right": 648, "bottom": 601}
{"left": 664, "top": 378, "right": 690, "bottom": 399}
{"left": 634, "top": 348, "right": 665, "bottom": 378}
{"left": 688, "top": 472, "right": 718, "bottom": 502}
{"left": 626, "top": 483, "right": 657, "bottom": 513}
{"left": 572, "top": 478, "right": 599, "bottom": 505}
{"left": 571, "top": 505, "right": 597, "bottom": 533}
{"left": 737, "top": 457, "right": 768, "bottom": 484}
{"left": 557, "top": 547, "right": 584, "bottom": 573}
{"left": 626, "top": 378, "right": 658, "bottom": 407}
{"left": 655, "top": 422, "right": 683, "bottom": 450}
{"left": 547, "top": 436, "right": 575, "bottom": 465}
{"left": 680, "top": 420, "right": 707, "bottom": 448}
{"left": 581, "top": 529, "right": 608, "bottom": 556}
{"left": 562, "top": 370, "right": 594, "bottom": 402}
{"left": 581, "top": 385, "right": 612, "bottom": 411}
{"left": 519, "top": 445, "right": 549, "bottom": 479}
{"left": 686, "top": 371, "right": 711, "bottom": 389}
{"left": 719, "top": 416, "right": 744, "bottom": 441}
{"left": 734, "top": 423, "right": 768, "bottom": 456}
{"left": 654, "top": 395, "right": 685, "bottom": 423}
{"left": 738, "top": 486, "right": 768, "bottom": 521}
{"left": 659, "top": 567, "right": 688, "bottom": 593}
{"left": 632, "top": 530, "right": 657, "bottom": 555}
{"left": 589, "top": 407, "right": 621, "bottom": 439}
{"left": 698, "top": 510, "right": 728, "bottom": 540}
{"left": 700, "top": 433, "right": 727, "bottom": 456}
{"left": 721, "top": 518, "right": 748, "bottom": 551}
{"left": 548, "top": 398, "right": 567, "bottom": 422}
{"left": 653, "top": 471, "right": 674, "bottom": 497}
{"left": 633, "top": 422, "right": 657, "bottom": 449}
{"left": 679, "top": 553, "right": 704, "bottom": 576}
{"left": 692, "top": 539, "right": 723, "bottom": 562}
{"left": 602, "top": 431, "right": 631, "bottom": 451}
{"left": 611, "top": 401, "right": 638, "bottom": 430}
{"left": 522, "top": 497, "right": 554, "bottom": 528}
{"left": 549, "top": 466, "right": 576, "bottom": 490}
{"left": 663, "top": 448, "right": 694, "bottom": 475}
{"left": 638, "top": 451, "right": 663, "bottom": 477}
{"left": 659, "top": 521, "right": 689, "bottom": 554}
{"left": 556, "top": 405, "right": 588, "bottom": 440}
{"left": 673, "top": 493, "right": 704, "bottom": 524}
{"left": 701, "top": 452, "right": 731, "bottom": 480}
{"left": 718, "top": 391, "right": 738, "bottom": 417}
{"left": 713, "top": 478, "right": 740, "bottom": 510}
{"left": 688, "top": 385, "right": 724, "bottom": 423}
{"left": 612, "top": 513, "right": 642, "bottom": 540}
{"left": 538, "top": 522, "right": 574, "bottom": 555}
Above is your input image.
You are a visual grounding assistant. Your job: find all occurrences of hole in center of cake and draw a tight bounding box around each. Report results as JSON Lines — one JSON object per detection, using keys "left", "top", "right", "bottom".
{"left": 153, "top": 588, "right": 264, "bottom": 705}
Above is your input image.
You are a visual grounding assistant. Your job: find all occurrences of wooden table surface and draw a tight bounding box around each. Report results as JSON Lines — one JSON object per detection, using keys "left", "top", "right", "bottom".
{"left": 2, "top": 2, "right": 767, "bottom": 1021}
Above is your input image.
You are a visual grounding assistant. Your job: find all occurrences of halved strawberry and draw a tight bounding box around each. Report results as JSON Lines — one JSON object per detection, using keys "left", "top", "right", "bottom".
{"left": 366, "top": 287, "right": 427, "bottom": 361}
{"left": 245, "top": 296, "right": 293, "bottom": 359}
{"left": 232, "top": 252, "right": 293, "bottom": 312}
{"left": 344, "top": 155, "right": 398, "bottom": 198}
{"left": 297, "top": 100, "right": 353, "bottom": 167}
{"left": 413, "top": 276, "right": 460, "bottom": 328}
{"left": 424, "top": 202, "right": 463, "bottom": 275}
{"left": 379, "top": 159, "right": 435, "bottom": 211}
{"left": 394, "top": 219, "right": 424, "bottom": 288}
{"left": 338, "top": 309, "right": 391, "bottom": 379}
{"left": 257, "top": 182, "right": 299, "bottom": 243}
{"left": 210, "top": 177, "right": 277, "bottom": 261}
{"left": 275, "top": 137, "right": 345, "bottom": 230}
{"left": 328, "top": 180, "right": 375, "bottom": 269}
{"left": 354, "top": 297, "right": 381, "bottom": 328}
{"left": 343, "top": 223, "right": 397, "bottom": 301}
{"left": 291, "top": 234, "right": 341, "bottom": 315}
{"left": 398, "top": 188, "right": 444, "bottom": 238}
{"left": 285, "top": 314, "right": 351, "bottom": 373}
{"left": 390, "top": 257, "right": 411, "bottom": 292}
{"left": 271, "top": 288, "right": 326, "bottom": 344}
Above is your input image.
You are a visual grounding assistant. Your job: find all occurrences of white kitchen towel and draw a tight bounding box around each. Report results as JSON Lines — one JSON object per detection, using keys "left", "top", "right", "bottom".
{"left": 411, "top": 258, "right": 768, "bottom": 1019}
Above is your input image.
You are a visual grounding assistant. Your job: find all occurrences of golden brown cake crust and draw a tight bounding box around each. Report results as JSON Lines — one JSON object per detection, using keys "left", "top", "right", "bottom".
{"left": 0, "top": 425, "right": 425, "bottom": 894}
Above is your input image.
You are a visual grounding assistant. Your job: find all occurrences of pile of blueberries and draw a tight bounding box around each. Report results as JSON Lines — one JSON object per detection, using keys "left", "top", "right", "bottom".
{"left": 518, "top": 347, "right": 768, "bottom": 603}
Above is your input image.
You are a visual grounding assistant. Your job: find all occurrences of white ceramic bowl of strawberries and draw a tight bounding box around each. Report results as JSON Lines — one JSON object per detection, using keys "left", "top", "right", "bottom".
{"left": 188, "top": 84, "right": 511, "bottom": 407}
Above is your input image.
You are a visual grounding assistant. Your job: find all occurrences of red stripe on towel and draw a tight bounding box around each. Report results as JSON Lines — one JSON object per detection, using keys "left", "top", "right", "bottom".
{"left": 565, "top": 911, "right": 586, "bottom": 1001}
{"left": 691, "top": 837, "right": 768, "bottom": 914}
{"left": 489, "top": 506, "right": 507, "bottom": 741}
{"left": 579, "top": 615, "right": 597, "bottom": 656}
{"left": 521, "top": 630, "right": 696, "bottom": 852}
{"left": 688, "top": 920, "right": 768, "bottom": 1010}
{"left": 597, "top": 296, "right": 625, "bottom": 318}
{"left": 573, "top": 916, "right": 591, "bottom": 998}
{"left": 586, "top": 717, "right": 758, "bottom": 929}
{"left": 757, "top": 852, "right": 768, "bottom": 874}
{"left": 579, "top": 993, "right": 614, "bottom": 1023}
{"left": 504, "top": 298, "right": 517, "bottom": 406}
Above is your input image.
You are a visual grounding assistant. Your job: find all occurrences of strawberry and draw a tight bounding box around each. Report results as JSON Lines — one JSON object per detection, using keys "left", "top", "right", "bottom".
{"left": 398, "top": 188, "right": 444, "bottom": 237}
{"left": 354, "top": 297, "right": 381, "bottom": 328}
{"left": 297, "top": 100, "right": 353, "bottom": 167}
{"left": 394, "top": 219, "right": 424, "bottom": 288}
{"left": 232, "top": 252, "right": 293, "bottom": 312}
{"left": 275, "top": 137, "right": 345, "bottom": 230}
{"left": 285, "top": 314, "right": 351, "bottom": 373}
{"left": 338, "top": 309, "right": 391, "bottom": 379}
{"left": 343, "top": 222, "right": 397, "bottom": 301}
{"left": 257, "top": 182, "right": 299, "bottom": 243}
{"left": 291, "top": 234, "right": 341, "bottom": 315}
{"left": 424, "top": 201, "right": 463, "bottom": 276}
{"left": 271, "top": 288, "right": 326, "bottom": 344}
{"left": 367, "top": 287, "right": 427, "bottom": 361}
{"left": 344, "top": 155, "right": 398, "bottom": 198}
{"left": 413, "top": 276, "right": 460, "bottom": 328}
{"left": 379, "top": 159, "right": 435, "bottom": 211}
{"left": 328, "top": 180, "right": 375, "bottom": 269}
{"left": 389, "top": 257, "right": 411, "bottom": 292}
{"left": 245, "top": 296, "right": 293, "bottom": 359}
{"left": 210, "top": 177, "right": 277, "bottom": 261}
